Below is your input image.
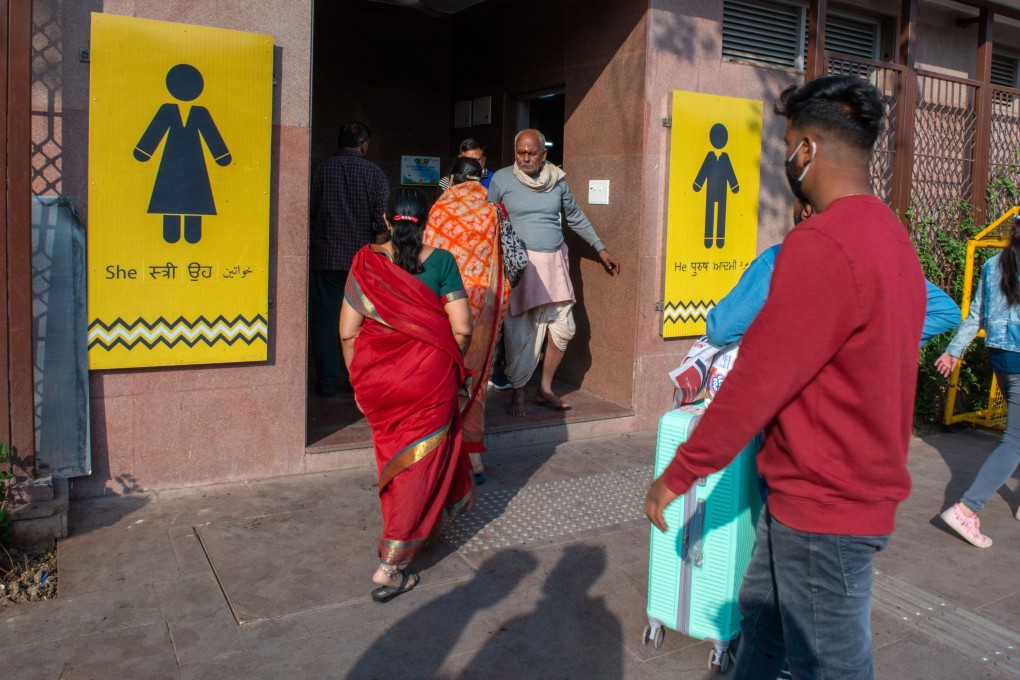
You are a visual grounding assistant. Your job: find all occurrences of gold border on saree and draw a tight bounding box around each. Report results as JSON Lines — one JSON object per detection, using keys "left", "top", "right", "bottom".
{"left": 378, "top": 423, "right": 451, "bottom": 491}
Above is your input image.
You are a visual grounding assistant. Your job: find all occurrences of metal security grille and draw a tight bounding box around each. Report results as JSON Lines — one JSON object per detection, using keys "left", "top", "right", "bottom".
{"left": 826, "top": 13, "right": 880, "bottom": 60}
{"left": 991, "top": 53, "right": 1019, "bottom": 88}
{"left": 723, "top": 1, "right": 880, "bottom": 74}
{"left": 827, "top": 55, "right": 900, "bottom": 204}
{"left": 722, "top": 0, "right": 804, "bottom": 71}
{"left": 31, "top": 3, "right": 62, "bottom": 195}
{"left": 988, "top": 84, "right": 1020, "bottom": 220}
{"left": 911, "top": 73, "right": 978, "bottom": 284}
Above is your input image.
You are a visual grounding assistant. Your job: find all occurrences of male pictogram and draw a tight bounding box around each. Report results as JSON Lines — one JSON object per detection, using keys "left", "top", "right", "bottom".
{"left": 134, "top": 63, "right": 231, "bottom": 244}
{"left": 693, "top": 123, "right": 739, "bottom": 249}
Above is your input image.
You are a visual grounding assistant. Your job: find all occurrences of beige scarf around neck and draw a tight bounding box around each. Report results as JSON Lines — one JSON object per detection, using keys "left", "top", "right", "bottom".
{"left": 513, "top": 160, "right": 565, "bottom": 193}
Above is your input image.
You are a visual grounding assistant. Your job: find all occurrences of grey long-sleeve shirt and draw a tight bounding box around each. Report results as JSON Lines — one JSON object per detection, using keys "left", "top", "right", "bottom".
{"left": 487, "top": 166, "right": 604, "bottom": 253}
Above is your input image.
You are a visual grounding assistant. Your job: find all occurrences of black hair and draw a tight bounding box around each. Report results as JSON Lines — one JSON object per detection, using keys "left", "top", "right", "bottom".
{"left": 450, "top": 157, "right": 483, "bottom": 185}
{"left": 775, "top": 75, "right": 884, "bottom": 151}
{"left": 389, "top": 188, "right": 430, "bottom": 275}
{"left": 1000, "top": 217, "right": 1020, "bottom": 306}
{"left": 338, "top": 121, "right": 371, "bottom": 149}
{"left": 458, "top": 138, "right": 485, "bottom": 154}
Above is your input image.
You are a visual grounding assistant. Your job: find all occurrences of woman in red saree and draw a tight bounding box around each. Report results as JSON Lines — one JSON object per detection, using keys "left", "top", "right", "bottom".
{"left": 340, "top": 188, "right": 475, "bottom": 602}
{"left": 425, "top": 157, "right": 511, "bottom": 483}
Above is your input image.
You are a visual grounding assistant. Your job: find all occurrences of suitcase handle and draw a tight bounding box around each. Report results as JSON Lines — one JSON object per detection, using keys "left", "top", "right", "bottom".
{"left": 690, "top": 499, "right": 705, "bottom": 568}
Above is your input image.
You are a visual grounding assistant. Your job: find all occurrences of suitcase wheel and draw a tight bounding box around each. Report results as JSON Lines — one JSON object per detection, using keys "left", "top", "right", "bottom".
{"left": 641, "top": 624, "right": 665, "bottom": 649}
{"left": 708, "top": 648, "right": 732, "bottom": 674}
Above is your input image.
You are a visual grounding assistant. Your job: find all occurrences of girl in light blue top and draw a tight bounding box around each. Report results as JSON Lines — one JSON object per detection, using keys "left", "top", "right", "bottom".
{"left": 936, "top": 216, "right": 1020, "bottom": 548}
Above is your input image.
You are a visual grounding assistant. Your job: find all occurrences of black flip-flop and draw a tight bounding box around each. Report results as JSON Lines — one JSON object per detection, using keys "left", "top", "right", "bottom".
{"left": 371, "top": 571, "right": 419, "bottom": 603}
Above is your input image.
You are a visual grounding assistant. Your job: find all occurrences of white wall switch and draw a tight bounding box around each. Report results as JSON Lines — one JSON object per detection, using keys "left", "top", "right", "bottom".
{"left": 588, "top": 179, "right": 610, "bottom": 205}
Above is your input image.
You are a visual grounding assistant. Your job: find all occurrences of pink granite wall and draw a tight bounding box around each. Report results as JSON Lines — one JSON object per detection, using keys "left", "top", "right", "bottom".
{"left": 449, "top": 0, "right": 648, "bottom": 408}
{"left": 30, "top": 0, "right": 313, "bottom": 496}
{"left": 633, "top": 0, "right": 1017, "bottom": 429}
{"left": 33, "top": 0, "right": 993, "bottom": 488}
{"left": 634, "top": 0, "right": 802, "bottom": 429}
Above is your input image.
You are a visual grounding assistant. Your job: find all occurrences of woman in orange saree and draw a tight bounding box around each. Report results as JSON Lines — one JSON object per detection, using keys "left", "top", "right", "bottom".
{"left": 425, "top": 157, "right": 512, "bottom": 483}
{"left": 340, "top": 188, "right": 475, "bottom": 603}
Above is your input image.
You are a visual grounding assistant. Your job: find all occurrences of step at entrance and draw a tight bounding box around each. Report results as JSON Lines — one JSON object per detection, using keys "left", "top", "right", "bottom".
{"left": 305, "top": 381, "right": 634, "bottom": 471}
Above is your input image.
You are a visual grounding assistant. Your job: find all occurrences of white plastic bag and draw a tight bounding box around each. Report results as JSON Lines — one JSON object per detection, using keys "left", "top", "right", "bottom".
{"left": 704, "top": 342, "right": 740, "bottom": 405}
{"left": 669, "top": 336, "right": 723, "bottom": 407}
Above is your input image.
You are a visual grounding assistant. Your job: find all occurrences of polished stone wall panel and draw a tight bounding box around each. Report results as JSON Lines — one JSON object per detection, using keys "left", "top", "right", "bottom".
{"left": 32, "top": 1, "right": 314, "bottom": 496}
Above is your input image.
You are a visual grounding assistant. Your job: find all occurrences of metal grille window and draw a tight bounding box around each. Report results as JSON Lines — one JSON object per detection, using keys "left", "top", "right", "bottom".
{"left": 826, "top": 13, "right": 880, "bottom": 60}
{"left": 722, "top": 0, "right": 881, "bottom": 72}
{"left": 991, "top": 53, "right": 1019, "bottom": 88}
{"left": 722, "top": 0, "right": 805, "bottom": 71}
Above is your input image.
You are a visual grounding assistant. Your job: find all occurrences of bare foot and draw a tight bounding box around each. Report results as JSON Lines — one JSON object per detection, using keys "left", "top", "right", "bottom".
{"left": 508, "top": 387, "right": 527, "bottom": 417}
{"left": 536, "top": 388, "right": 572, "bottom": 411}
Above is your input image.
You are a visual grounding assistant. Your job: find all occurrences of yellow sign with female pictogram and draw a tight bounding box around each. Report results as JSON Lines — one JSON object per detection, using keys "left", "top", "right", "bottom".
{"left": 662, "top": 91, "right": 762, "bottom": 338}
{"left": 87, "top": 14, "right": 273, "bottom": 369}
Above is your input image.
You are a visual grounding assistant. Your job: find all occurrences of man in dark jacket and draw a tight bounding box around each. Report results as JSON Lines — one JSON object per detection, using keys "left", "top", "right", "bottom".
{"left": 309, "top": 121, "right": 389, "bottom": 397}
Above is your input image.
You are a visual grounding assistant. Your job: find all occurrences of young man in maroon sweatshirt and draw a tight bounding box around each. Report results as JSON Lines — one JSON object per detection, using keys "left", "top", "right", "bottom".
{"left": 645, "top": 76, "right": 926, "bottom": 679}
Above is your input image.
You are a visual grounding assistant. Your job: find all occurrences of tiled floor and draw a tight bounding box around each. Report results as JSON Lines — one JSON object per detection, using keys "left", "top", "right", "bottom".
{"left": 2, "top": 429, "right": 1018, "bottom": 678}
{"left": 306, "top": 378, "right": 634, "bottom": 453}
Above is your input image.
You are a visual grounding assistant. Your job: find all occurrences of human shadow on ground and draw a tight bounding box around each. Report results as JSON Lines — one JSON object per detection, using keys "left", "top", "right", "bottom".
{"left": 455, "top": 544, "right": 624, "bottom": 679}
{"left": 923, "top": 429, "right": 1020, "bottom": 536}
{"left": 344, "top": 550, "right": 538, "bottom": 679}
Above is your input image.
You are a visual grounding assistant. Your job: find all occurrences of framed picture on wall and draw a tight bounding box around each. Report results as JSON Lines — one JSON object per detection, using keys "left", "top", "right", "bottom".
{"left": 400, "top": 155, "right": 441, "bottom": 186}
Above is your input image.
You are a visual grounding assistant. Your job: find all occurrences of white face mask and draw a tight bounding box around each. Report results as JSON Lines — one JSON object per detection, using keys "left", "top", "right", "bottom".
{"left": 785, "top": 140, "right": 816, "bottom": 202}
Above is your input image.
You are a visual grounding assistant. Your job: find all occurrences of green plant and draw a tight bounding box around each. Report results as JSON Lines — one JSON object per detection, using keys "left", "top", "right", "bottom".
{"left": 909, "top": 167, "right": 1020, "bottom": 432}
{"left": 910, "top": 199, "right": 982, "bottom": 431}
{"left": 0, "top": 442, "right": 13, "bottom": 542}
{"left": 986, "top": 148, "right": 1020, "bottom": 219}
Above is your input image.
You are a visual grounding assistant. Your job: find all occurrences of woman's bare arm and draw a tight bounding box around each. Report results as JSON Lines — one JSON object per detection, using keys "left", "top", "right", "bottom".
{"left": 339, "top": 297, "right": 365, "bottom": 371}
{"left": 444, "top": 296, "right": 472, "bottom": 356}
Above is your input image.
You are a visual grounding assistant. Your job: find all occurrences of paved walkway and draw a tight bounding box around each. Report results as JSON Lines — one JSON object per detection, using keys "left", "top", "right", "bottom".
{"left": 2, "top": 428, "right": 1019, "bottom": 679}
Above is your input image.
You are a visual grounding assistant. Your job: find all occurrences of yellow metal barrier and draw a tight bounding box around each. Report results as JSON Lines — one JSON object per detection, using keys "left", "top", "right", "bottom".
{"left": 942, "top": 206, "right": 1018, "bottom": 430}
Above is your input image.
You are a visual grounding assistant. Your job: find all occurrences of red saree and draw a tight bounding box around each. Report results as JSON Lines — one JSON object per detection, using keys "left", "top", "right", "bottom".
{"left": 346, "top": 246, "right": 475, "bottom": 567}
{"left": 424, "top": 181, "right": 511, "bottom": 455}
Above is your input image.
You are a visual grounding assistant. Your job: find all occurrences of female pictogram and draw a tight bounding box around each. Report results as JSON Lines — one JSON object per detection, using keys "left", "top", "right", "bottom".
{"left": 693, "top": 123, "right": 739, "bottom": 249}
{"left": 134, "top": 64, "right": 231, "bottom": 244}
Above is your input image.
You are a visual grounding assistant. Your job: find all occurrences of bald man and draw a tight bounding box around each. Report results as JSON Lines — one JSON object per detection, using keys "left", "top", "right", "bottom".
{"left": 487, "top": 129, "right": 619, "bottom": 417}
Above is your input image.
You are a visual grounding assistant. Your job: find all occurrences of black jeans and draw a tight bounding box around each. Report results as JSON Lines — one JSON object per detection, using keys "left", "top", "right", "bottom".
{"left": 309, "top": 269, "right": 348, "bottom": 392}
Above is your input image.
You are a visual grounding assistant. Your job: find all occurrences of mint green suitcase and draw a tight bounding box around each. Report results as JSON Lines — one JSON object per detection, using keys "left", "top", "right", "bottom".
{"left": 644, "top": 405, "right": 762, "bottom": 673}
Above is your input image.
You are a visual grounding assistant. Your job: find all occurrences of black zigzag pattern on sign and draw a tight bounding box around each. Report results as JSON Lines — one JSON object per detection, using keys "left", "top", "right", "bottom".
{"left": 88, "top": 314, "right": 269, "bottom": 351}
{"left": 662, "top": 299, "right": 717, "bottom": 324}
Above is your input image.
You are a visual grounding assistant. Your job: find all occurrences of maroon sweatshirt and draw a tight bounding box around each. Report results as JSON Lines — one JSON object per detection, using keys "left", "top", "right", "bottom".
{"left": 661, "top": 195, "right": 926, "bottom": 536}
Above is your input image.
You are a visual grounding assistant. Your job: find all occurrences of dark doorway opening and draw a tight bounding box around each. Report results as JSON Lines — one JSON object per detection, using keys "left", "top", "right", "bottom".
{"left": 517, "top": 89, "right": 565, "bottom": 166}
{"left": 305, "top": 1, "right": 633, "bottom": 454}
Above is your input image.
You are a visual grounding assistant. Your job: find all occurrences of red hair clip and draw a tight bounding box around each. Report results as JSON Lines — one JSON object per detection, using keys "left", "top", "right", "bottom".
{"left": 392, "top": 215, "right": 419, "bottom": 223}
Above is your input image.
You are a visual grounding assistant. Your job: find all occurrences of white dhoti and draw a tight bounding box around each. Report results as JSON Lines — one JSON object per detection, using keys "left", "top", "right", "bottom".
{"left": 503, "top": 244, "right": 576, "bottom": 389}
{"left": 504, "top": 301, "right": 576, "bottom": 388}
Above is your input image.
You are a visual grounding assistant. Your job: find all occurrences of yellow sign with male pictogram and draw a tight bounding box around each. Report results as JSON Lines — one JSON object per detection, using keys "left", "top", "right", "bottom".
{"left": 87, "top": 13, "right": 273, "bottom": 369}
{"left": 662, "top": 90, "right": 762, "bottom": 338}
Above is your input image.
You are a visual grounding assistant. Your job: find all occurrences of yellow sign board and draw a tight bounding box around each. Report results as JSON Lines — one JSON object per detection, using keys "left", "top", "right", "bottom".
{"left": 663, "top": 91, "right": 762, "bottom": 338}
{"left": 87, "top": 14, "right": 273, "bottom": 369}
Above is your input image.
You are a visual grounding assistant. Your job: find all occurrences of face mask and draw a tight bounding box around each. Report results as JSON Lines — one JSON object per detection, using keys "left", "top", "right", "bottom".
{"left": 785, "top": 140, "right": 815, "bottom": 203}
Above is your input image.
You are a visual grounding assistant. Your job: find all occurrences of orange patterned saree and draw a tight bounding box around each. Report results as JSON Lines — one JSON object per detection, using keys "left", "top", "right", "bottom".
{"left": 424, "top": 181, "right": 511, "bottom": 456}
{"left": 346, "top": 246, "right": 475, "bottom": 567}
